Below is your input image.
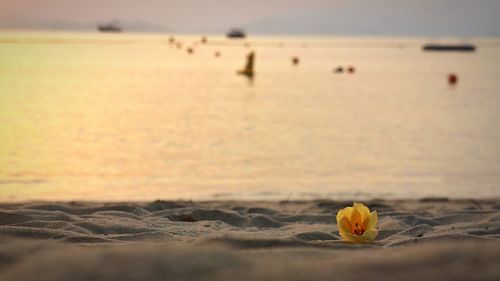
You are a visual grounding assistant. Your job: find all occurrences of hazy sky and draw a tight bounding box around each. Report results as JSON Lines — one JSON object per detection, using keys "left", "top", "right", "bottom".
{"left": 1, "top": 0, "right": 499, "bottom": 35}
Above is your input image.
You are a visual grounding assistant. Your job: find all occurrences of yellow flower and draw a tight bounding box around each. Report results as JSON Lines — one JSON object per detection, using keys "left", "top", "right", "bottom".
{"left": 336, "top": 202, "right": 378, "bottom": 243}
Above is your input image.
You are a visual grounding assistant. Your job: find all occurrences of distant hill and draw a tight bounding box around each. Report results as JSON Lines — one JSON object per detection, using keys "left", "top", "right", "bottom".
{"left": 0, "top": 20, "right": 170, "bottom": 33}
{"left": 1, "top": 0, "right": 499, "bottom": 37}
{"left": 243, "top": 0, "right": 500, "bottom": 37}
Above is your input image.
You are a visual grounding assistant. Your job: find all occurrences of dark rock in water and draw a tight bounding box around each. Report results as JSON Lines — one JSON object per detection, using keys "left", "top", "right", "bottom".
{"left": 237, "top": 51, "right": 255, "bottom": 78}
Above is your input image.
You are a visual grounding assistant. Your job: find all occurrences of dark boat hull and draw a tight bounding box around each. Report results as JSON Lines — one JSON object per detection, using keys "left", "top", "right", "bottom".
{"left": 226, "top": 29, "right": 246, "bottom": 39}
{"left": 423, "top": 44, "right": 476, "bottom": 52}
{"left": 97, "top": 25, "right": 122, "bottom": 33}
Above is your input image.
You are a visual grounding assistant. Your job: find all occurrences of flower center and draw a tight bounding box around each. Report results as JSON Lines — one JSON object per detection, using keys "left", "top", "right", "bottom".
{"left": 353, "top": 222, "right": 365, "bottom": 236}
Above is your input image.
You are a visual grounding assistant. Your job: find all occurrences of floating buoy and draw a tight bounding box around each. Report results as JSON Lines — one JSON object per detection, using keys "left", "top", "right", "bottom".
{"left": 237, "top": 51, "right": 255, "bottom": 79}
{"left": 347, "top": 66, "right": 355, "bottom": 74}
{"left": 292, "top": 56, "right": 300, "bottom": 65}
{"left": 334, "top": 66, "right": 344, "bottom": 74}
{"left": 448, "top": 73, "right": 458, "bottom": 85}
{"left": 215, "top": 51, "right": 221, "bottom": 57}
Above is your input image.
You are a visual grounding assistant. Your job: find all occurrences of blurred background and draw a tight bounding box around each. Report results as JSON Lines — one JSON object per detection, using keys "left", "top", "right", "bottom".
{"left": 1, "top": 1, "right": 499, "bottom": 201}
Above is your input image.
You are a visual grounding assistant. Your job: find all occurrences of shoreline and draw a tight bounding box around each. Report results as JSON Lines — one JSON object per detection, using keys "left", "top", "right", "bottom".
{"left": 2, "top": 194, "right": 499, "bottom": 204}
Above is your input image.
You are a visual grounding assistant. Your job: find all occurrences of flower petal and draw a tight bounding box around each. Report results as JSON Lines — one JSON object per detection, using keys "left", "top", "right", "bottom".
{"left": 367, "top": 210, "right": 378, "bottom": 230}
{"left": 361, "top": 228, "right": 378, "bottom": 241}
{"left": 339, "top": 228, "right": 371, "bottom": 243}
{"left": 339, "top": 229, "right": 356, "bottom": 242}
{"left": 350, "top": 207, "right": 363, "bottom": 228}
{"left": 353, "top": 202, "right": 371, "bottom": 222}
{"left": 337, "top": 216, "right": 352, "bottom": 234}
{"left": 338, "top": 217, "right": 358, "bottom": 242}
{"left": 336, "top": 206, "right": 353, "bottom": 222}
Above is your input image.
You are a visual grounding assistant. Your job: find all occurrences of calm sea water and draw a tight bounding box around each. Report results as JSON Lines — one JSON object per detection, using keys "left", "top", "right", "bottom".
{"left": 1, "top": 32, "right": 499, "bottom": 201}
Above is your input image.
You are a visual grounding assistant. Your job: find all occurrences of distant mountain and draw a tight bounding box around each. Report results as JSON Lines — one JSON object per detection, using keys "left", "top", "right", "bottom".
{"left": 0, "top": 20, "right": 170, "bottom": 33}
{"left": 1, "top": 0, "right": 499, "bottom": 36}
{"left": 243, "top": 0, "right": 500, "bottom": 36}
{"left": 116, "top": 21, "right": 170, "bottom": 33}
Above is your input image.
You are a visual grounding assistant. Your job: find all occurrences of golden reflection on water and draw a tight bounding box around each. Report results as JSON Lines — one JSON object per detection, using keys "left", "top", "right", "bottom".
{"left": 1, "top": 32, "right": 500, "bottom": 201}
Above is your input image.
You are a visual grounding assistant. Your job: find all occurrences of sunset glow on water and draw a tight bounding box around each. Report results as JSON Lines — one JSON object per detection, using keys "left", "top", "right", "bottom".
{"left": 1, "top": 32, "right": 500, "bottom": 201}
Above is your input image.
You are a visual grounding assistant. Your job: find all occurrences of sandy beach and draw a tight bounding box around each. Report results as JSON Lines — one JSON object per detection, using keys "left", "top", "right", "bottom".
{"left": 2, "top": 1, "right": 500, "bottom": 279}
{"left": 1, "top": 199, "right": 499, "bottom": 281}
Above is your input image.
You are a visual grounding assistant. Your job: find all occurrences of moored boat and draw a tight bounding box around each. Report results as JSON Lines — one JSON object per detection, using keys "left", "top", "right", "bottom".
{"left": 226, "top": 28, "right": 246, "bottom": 39}
{"left": 97, "top": 23, "right": 122, "bottom": 33}
{"left": 422, "top": 44, "right": 476, "bottom": 52}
